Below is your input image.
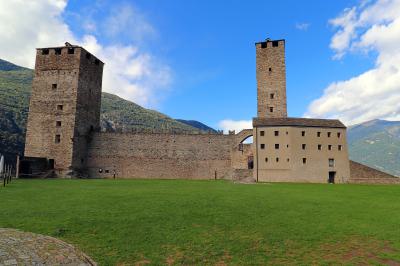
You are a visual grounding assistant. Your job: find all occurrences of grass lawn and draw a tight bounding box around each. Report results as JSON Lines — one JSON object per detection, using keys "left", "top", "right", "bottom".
{"left": 1, "top": 179, "right": 400, "bottom": 265}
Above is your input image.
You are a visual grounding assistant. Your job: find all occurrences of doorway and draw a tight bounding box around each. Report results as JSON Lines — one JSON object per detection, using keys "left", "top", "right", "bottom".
{"left": 328, "top": 171, "right": 336, "bottom": 184}
{"left": 247, "top": 156, "right": 254, "bottom": 169}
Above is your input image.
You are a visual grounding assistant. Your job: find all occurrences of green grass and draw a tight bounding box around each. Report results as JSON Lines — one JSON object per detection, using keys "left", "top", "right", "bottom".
{"left": 1, "top": 179, "right": 400, "bottom": 265}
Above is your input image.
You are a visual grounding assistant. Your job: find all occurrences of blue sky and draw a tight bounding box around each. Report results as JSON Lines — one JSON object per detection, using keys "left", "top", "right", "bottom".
{"left": 63, "top": 0, "right": 367, "bottom": 127}
{"left": 1, "top": 0, "right": 399, "bottom": 130}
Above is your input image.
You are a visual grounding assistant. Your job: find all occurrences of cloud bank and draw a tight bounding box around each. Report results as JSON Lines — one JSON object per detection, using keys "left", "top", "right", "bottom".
{"left": 0, "top": 0, "right": 171, "bottom": 107}
{"left": 218, "top": 119, "right": 252, "bottom": 133}
{"left": 306, "top": 0, "right": 400, "bottom": 125}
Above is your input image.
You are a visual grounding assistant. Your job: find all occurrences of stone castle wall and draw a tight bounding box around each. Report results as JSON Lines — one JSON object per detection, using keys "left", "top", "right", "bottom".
{"left": 85, "top": 132, "right": 253, "bottom": 179}
{"left": 349, "top": 160, "right": 400, "bottom": 184}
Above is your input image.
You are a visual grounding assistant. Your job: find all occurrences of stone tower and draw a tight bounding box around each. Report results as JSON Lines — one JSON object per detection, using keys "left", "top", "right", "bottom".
{"left": 24, "top": 43, "right": 104, "bottom": 176}
{"left": 256, "top": 38, "right": 287, "bottom": 118}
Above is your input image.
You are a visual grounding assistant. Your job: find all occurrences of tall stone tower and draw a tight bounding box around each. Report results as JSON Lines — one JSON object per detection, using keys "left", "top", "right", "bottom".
{"left": 24, "top": 43, "right": 104, "bottom": 176}
{"left": 256, "top": 38, "right": 287, "bottom": 118}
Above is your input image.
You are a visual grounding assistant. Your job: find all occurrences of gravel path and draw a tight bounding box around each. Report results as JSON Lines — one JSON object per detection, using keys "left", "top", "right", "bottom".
{"left": 0, "top": 228, "right": 96, "bottom": 265}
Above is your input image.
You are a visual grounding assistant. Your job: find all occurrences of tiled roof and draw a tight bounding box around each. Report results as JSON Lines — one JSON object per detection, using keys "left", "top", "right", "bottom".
{"left": 253, "top": 117, "right": 346, "bottom": 128}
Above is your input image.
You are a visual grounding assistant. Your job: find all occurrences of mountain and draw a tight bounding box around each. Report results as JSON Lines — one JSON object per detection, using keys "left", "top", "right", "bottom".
{"left": 0, "top": 59, "right": 202, "bottom": 162}
{"left": 347, "top": 119, "right": 400, "bottom": 176}
{"left": 176, "top": 119, "right": 217, "bottom": 133}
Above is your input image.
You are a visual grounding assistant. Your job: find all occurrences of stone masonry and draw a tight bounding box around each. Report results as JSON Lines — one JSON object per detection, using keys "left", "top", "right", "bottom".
{"left": 24, "top": 44, "right": 103, "bottom": 176}
{"left": 256, "top": 39, "right": 287, "bottom": 118}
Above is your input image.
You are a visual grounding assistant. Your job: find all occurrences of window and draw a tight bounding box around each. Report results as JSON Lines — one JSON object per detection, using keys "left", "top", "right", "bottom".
{"left": 337, "top": 132, "right": 341, "bottom": 138}
{"left": 269, "top": 67, "right": 272, "bottom": 72}
{"left": 287, "top": 158, "right": 290, "bottom": 162}
{"left": 57, "top": 105, "right": 63, "bottom": 111}
{"left": 276, "top": 157, "right": 279, "bottom": 162}
{"left": 274, "top": 131, "right": 279, "bottom": 136}
{"left": 328, "top": 145, "right": 332, "bottom": 150}
{"left": 52, "top": 83, "right": 57, "bottom": 89}
{"left": 68, "top": 48, "right": 75, "bottom": 54}
{"left": 95, "top": 59, "right": 100, "bottom": 65}
{"left": 86, "top": 52, "right": 91, "bottom": 59}
{"left": 301, "top": 131, "right": 305, "bottom": 136}
{"left": 329, "top": 158, "right": 335, "bottom": 167}
{"left": 270, "top": 93, "right": 275, "bottom": 99}
{"left": 327, "top": 132, "right": 331, "bottom": 137}
{"left": 317, "top": 131, "right": 321, "bottom": 137}
{"left": 338, "top": 145, "right": 342, "bottom": 151}
{"left": 265, "top": 157, "right": 268, "bottom": 162}
{"left": 42, "top": 49, "right": 49, "bottom": 55}
{"left": 269, "top": 107, "right": 274, "bottom": 113}
{"left": 55, "top": 48, "right": 62, "bottom": 55}
{"left": 302, "top": 158, "right": 307, "bottom": 164}
{"left": 55, "top": 134, "right": 61, "bottom": 143}
{"left": 260, "top": 144, "right": 265, "bottom": 149}
{"left": 56, "top": 121, "right": 61, "bottom": 127}
{"left": 286, "top": 131, "right": 288, "bottom": 135}
{"left": 318, "top": 144, "right": 322, "bottom": 150}
{"left": 105, "top": 169, "right": 110, "bottom": 174}
{"left": 272, "top": 41, "right": 279, "bottom": 47}
{"left": 286, "top": 144, "right": 289, "bottom": 148}
{"left": 260, "top": 130, "right": 265, "bottom": 136}
{"left": 275, "top": 144, "right": 279, "bottom": 149}
{"left": 99, "top": 168, "right": 103, "bottom": 173}
{"left": 302, "top": 144, "right": 306, "bottom": 150}
{"left": 261, "top": 42, "right": 267, "bottom": 48}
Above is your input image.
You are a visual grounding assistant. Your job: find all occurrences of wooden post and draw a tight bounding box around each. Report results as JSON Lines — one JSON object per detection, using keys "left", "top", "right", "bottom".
{"left": 16, "top": 155, "right": 20, "bottom": 179}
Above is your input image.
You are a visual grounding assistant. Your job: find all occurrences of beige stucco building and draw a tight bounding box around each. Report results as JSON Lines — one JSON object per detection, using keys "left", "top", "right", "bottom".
{"left": 253, "top": 38, "right": 350, "bottom": 183}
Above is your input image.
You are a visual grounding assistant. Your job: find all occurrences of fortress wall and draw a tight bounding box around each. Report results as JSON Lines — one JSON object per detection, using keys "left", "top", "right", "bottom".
{"left": 86, "top": 132, "right": 235, "bottom": 179}
{"left": 349, "top": 160, "right": 400, "bottom": 184}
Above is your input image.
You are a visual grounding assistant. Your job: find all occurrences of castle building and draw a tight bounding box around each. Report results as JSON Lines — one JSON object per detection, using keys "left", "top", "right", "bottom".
{"left": 24, "top": 44, "right": 104, "bottom": 176}
{"left": 253, "top": 39, "right": 350, "bottom": 183}
{"left": 23, "top": 38, "right": 350, "bottom": 183}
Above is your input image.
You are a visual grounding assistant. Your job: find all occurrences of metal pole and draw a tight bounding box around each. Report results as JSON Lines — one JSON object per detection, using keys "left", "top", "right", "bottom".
{"left": 16, "top": 155, "right": 20, "bottom": 179}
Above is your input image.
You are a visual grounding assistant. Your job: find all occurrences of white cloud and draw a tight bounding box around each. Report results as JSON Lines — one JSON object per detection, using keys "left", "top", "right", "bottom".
{"left": 218, "top": 119, "right": 252, "bottom": 134}
{"left": 0, "top": 0, "right": 171, "bottom": 107}
{"left": 295, "top": 22, "right": 310, "bottom": 31}
{"left": 306, "top": 0, "right": 400, "bottom": 125}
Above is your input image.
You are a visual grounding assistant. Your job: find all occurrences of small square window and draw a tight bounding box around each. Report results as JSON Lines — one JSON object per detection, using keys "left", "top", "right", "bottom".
{"left": 261, "top": 42, "right": 267, "bottom": 48}
{"left": 317, "top": 132, "right": 321, "bottom": 137}
{"left": 287, "top": 158, "right": 290, "bottom": 162}
{"left": 272, "top": 41, "right": 279, "bottom": 47}
{"left": 95, "top": 59, "right": 100, "bottom": 65}
{"left": 302, "top": 158, "right": 307, "bottom": 164}
{"left": 265, "top": 157, "right": 268, "bottom": 162}
{"left": 42, "top": 49, "right": 49, "bottom": 55}
{"left": 270, "top": 93, "right": 275, "bottom": 99}
{"left": 55, "top": 134, "right": 61, "bottom": 143}
{"left": 329, "top": 158, "right": 335, "bottom": 167}
{"left": 328, "top": 145, "right": 332, "bottom": 150}
{"left": 86, "top": 53, "right": 92, "bottom": 60}
{"left": 318, "top": 144, "right": 322, "bottom": 150}
{"left": 338, "top": 145, "right": 342, "bottom": 151}
{"left": 55, "top": 48, "right": 62, "bottom": 55}
{"left": 52, "top": 84, "right": 57, "bottom": 89}
{"left": 56, "top": 121, "right": 61, "bottom": 127}
{"left": 337, "top": 132, "right": 341, "bottom": 138}
{"left": 301, "top": 131, "right": 305, "bottom": 136}
{"left": 260, "top": 130, "right": 265, "bottom": 136}
{"left": 276, "top": 157, "right": 279, "bottom": 162}
{"left": 302, "top": 144, "right": 306, "bottom": 150}
{"left": 57, "top": 105, "right": 63, "bottom": 111}
{"left": 274, "top": 131, "right": 279, "bottom": 136}
{"left": 275, "top": 144, "right": 279, "bottom": 149}
{"left": 286, "top": 131, "right": 288, "bottom": 135}
{"left": 105, "top": 169, "right": 110, "bottom": 174}
{"left": 286, "top": 144, "right": 289, "bottom": 148}
{"left": 269, "top": 67, "right": 272, "bottom": 72}
{"left": 68, "top": 48, "right": 75, "bottom": 54}
{"left": 327, "top": 132, "right": 331, "bottom": 137}
{"left": 260, "top": 144, "right": 265, "bottom": 149}
{"left": 269, "top": 107, "right": 274, "bottom": 113}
